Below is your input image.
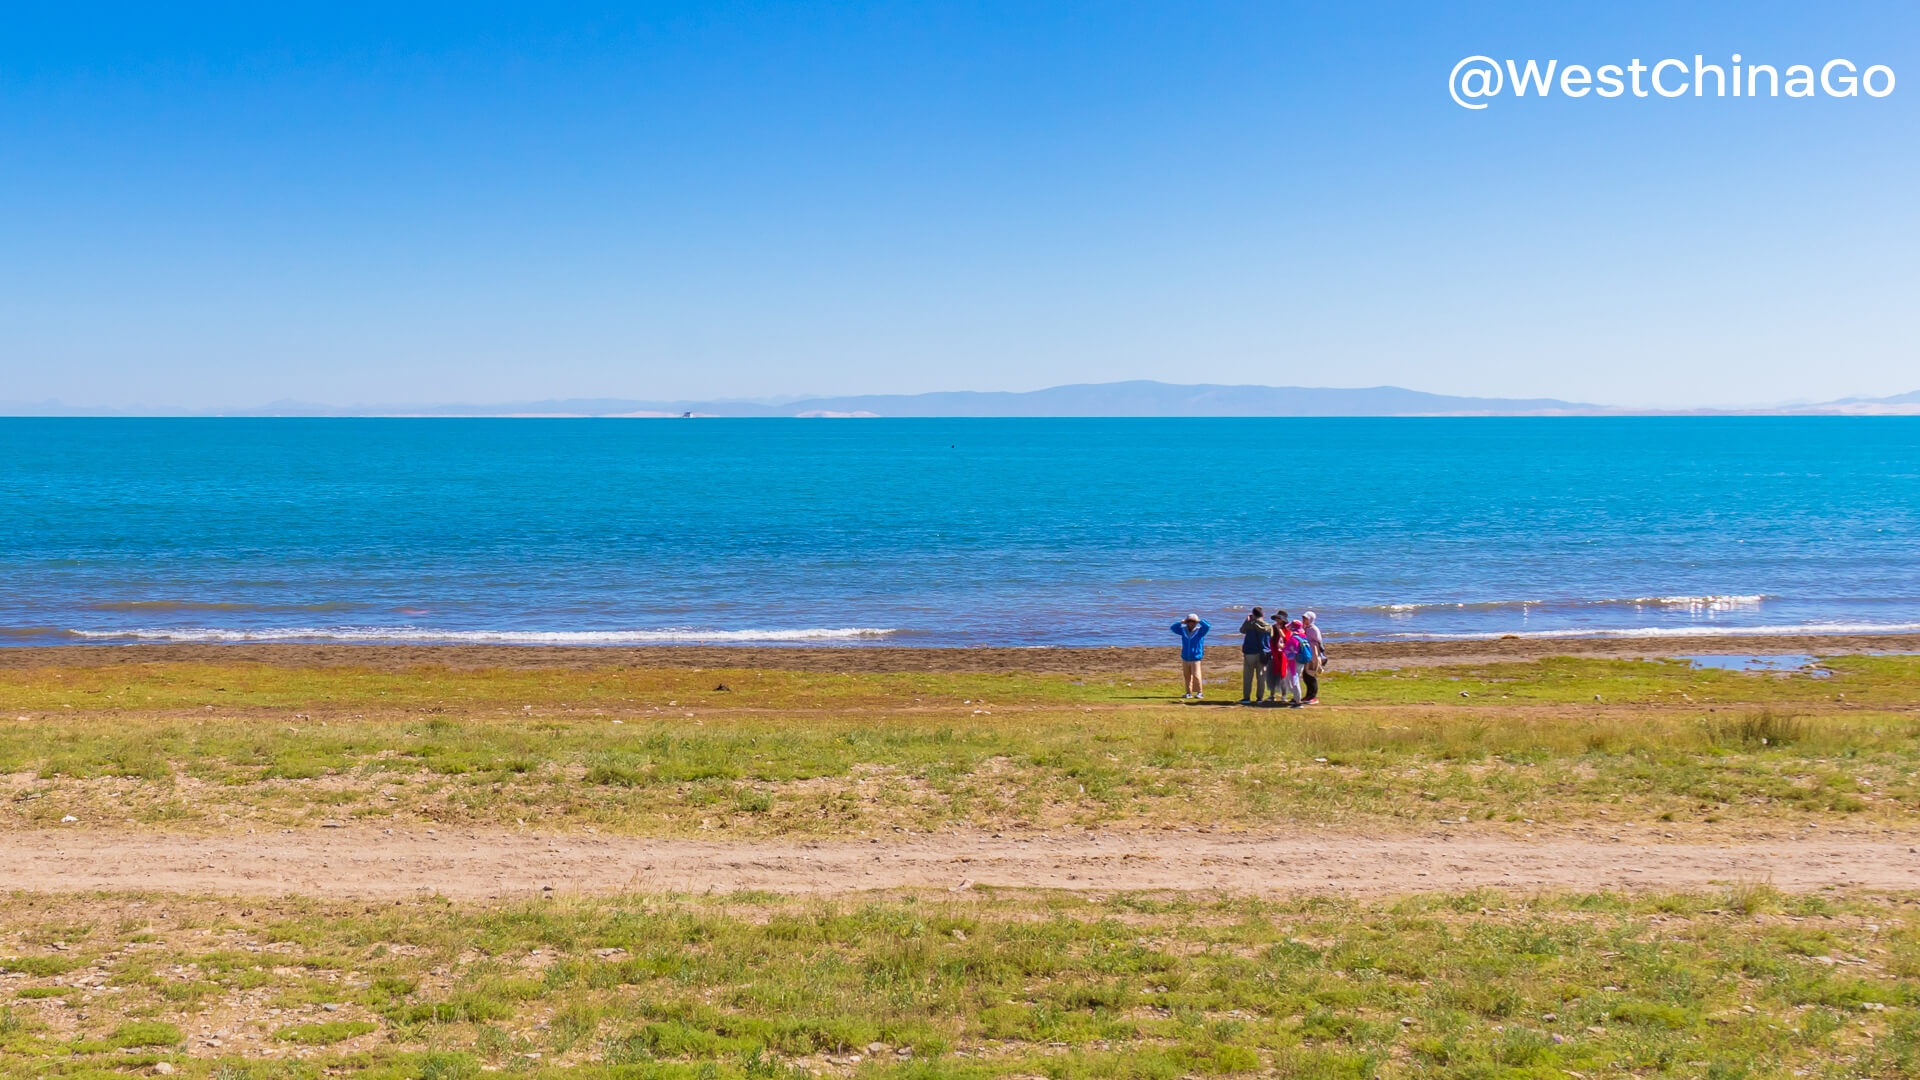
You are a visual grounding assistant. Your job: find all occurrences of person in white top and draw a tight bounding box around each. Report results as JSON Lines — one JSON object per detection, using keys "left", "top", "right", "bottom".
{"left": 1300, "top": 611, "right": 1327, "bottom": 704}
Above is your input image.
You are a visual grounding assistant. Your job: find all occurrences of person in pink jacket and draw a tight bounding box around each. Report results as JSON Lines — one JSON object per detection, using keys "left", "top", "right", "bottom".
{"left": 1272, "top": 620, "right": 1305, "bottom": 706}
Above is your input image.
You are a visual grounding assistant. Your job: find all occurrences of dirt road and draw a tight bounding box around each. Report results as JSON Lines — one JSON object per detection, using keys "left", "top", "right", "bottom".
{"left": 5, "top": 828, "right": 1913, "bottom": 899}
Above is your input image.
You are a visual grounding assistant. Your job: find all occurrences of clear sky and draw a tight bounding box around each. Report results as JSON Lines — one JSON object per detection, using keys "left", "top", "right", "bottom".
{"left": 2, "top": 1, "right": 1915, "bottom": 410}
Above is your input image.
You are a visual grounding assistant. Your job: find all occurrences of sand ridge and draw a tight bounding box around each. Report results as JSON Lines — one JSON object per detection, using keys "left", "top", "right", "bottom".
{"left": 5, "top": 828, "right": 1915, "bottom": 899}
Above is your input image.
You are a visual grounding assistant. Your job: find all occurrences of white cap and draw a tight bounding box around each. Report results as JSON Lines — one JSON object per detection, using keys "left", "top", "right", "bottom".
{"left": 1185, "top": 613, "right": 1200, "bottom": 621}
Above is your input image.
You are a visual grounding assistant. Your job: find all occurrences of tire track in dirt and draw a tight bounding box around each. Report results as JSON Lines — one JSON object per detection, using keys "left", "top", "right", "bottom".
{"left": 4, "top": 828, "right": 1916, "bottom": 898}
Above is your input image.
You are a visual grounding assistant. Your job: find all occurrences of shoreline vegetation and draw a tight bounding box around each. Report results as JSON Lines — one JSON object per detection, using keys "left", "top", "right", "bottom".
{"left": 1, "top": 637, "right": 1916, "bottom": 840}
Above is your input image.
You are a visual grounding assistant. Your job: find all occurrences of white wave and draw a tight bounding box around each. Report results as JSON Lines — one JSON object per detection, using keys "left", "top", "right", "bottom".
{"left": 1372, "top": 600, "right": 1542, "bottom": 613}
{"left": 64, "top": 626, "right": 901, "bottom": 644}
{"left": 1363, "top": 594, "right": 1769, "bottom": 614}
{"left": 1387, "top": 622, "right": 1920, "bottom": 641}
{"left": 1637, "top": 594, "right": 1767, "bottom": 608}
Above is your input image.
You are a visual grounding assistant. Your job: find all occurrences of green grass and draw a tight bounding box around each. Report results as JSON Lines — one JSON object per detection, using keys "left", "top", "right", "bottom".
{"left": 108, "top": 1019, "right": 182, "bottom": 1047}
{"left": 0, "top": 956, "right": 83, "bottom": 978}
{"left": 274, "top": 1019, "right": 378, "bottom": 1044}
{"left": 2, "top": 654, "right": 1911, "bottom": 713}
{"left": 0, "top": 888, "right": 1917, "bottom": 1077}
{"left": 3, "top": 656, "right": 1918, "bottom": 836}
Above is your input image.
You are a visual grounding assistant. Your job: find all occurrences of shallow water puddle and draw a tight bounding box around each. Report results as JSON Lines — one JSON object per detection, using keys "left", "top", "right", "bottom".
{"left": 1683, "top": 654, "right": 1831, "bottom": 677}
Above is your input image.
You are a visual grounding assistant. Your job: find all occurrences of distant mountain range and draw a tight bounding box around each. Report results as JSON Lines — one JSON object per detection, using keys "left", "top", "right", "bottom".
{"left": 7, "top": 381, "right": 1920, "bottom": 417}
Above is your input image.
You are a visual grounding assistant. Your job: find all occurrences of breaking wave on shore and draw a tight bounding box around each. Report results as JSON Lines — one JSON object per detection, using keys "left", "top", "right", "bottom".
{"left": 61, "top": 626, "right": 903, "bottom": 644}
{"left": 1363, "top": 595, "right": 1771, "bottom": 614}
{"left": 1385, "top": 621, "right": 1920, "bottom": 640}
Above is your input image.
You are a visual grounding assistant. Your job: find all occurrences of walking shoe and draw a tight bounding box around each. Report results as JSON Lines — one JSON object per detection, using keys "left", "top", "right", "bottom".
{"left": 1237, "top": 698, "right": 1251, "bottom": 705}
{"left": 1305, "top": 698, "right": 1319, "bottom": 705}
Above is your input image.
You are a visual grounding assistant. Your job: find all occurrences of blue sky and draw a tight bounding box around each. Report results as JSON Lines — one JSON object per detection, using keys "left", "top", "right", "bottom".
{"left": 1, "top": 1, "right": 1914, "bottom": 409}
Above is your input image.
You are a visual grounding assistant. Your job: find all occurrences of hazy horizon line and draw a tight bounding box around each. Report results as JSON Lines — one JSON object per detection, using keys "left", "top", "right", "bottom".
{"left": 4, "top": 378, "right": 1918, "bottom": 418}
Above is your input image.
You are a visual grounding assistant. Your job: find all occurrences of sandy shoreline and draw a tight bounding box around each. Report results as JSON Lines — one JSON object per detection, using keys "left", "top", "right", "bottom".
{"left": 1, "top": 632, "right": 1917, "bottom": 673}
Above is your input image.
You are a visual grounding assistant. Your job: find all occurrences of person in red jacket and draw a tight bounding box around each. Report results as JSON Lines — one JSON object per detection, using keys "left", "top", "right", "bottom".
{"left": 1270, "top": 620, "right": 1305, "bottom": 706}
{"left": 1263, "top": 613, "right": 1286, "bottom": 705}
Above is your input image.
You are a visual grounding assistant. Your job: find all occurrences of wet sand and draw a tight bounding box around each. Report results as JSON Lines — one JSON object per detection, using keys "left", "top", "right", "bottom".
{"left": 1, "top": 632, "right": 1916, "bottom": 675}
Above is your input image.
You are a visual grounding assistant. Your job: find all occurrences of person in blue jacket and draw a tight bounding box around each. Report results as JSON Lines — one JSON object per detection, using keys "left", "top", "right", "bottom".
{"left": 1169, "top": 613, "right": 1211, "bottom": 699}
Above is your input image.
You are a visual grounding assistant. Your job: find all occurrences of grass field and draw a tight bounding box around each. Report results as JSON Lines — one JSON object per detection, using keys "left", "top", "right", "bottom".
{"left": 3, "top": 651, "right": 1920, "bottom": 1077}
{"left": 5, "top": 885, "right": 1920, "bottom": 1080}
{"left": 2, "top": 655, "right": 1918, "bottom": 837}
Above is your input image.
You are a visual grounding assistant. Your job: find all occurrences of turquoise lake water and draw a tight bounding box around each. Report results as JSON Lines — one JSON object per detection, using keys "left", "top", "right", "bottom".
{"left": 3, "top": 417, "right": 1916, "bottom": 646}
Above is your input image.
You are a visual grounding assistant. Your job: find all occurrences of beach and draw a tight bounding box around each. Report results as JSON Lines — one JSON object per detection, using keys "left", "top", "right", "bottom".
{"left": 4, "top": 630, "right": 1917, "bottom": 674}
{"left": 7, "top": 416, "right": 1920, "bottom": 1076}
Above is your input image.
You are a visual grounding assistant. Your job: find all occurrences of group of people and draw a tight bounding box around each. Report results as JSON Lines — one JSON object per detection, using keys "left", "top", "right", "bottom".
{"left": 1168, "top": 608, "right": 1326, "bottom": 706}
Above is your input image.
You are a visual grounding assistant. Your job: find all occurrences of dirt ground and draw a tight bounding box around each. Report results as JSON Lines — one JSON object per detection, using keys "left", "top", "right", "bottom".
{"left": 2, "top": 632, "right": 1917, "bottom": 674}
{"left": 3, "top": 827, "right": 1914, "bottom": 899}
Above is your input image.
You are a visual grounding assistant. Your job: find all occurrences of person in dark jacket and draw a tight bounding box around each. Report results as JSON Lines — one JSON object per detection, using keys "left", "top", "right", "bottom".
{"left": 1237, "top": 607, "right": 1272, "bottom": 705}
{"left": 1261, "top": 610, "right": 1289, "bottom": 703}
{"left": 1169, "top": 614, "right": 1211, "bottom": 698}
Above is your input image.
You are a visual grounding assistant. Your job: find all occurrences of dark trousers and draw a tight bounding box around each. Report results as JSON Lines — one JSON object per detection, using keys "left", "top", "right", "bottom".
{"left": 1302, "top": 671, "right": 1319, "bottom": 700}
